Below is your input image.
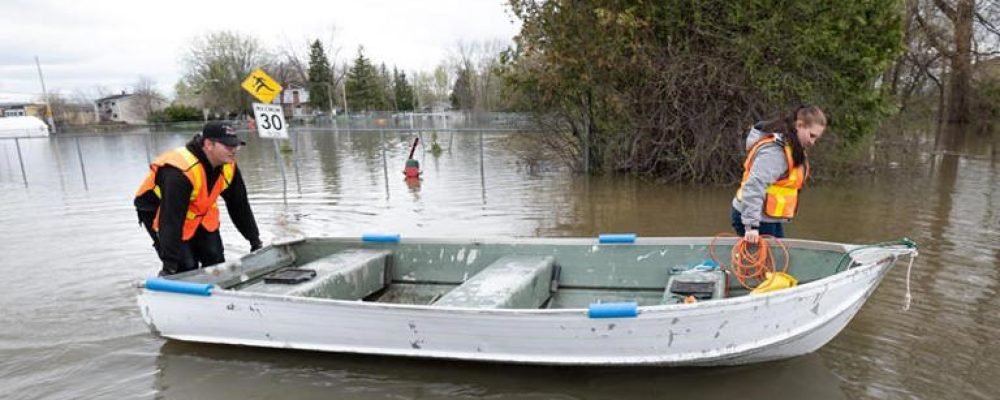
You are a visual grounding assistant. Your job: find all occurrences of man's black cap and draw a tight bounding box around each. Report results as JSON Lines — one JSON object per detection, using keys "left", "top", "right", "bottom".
{"left": 202, "top": 121, "right": 245, "bottom": 146}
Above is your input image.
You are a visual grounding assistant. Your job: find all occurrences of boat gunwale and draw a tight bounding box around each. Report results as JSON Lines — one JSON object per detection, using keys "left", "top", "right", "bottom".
{"left": 168, "top": 246, "right": 896, "bottom": 317}
{"left": 295, "top": 235, "right": 852, "bottom": 252}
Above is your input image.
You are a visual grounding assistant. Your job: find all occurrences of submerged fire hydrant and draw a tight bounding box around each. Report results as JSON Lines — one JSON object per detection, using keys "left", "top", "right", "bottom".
{"left": 403, "top": 137, "right": 421, "bottom": 178}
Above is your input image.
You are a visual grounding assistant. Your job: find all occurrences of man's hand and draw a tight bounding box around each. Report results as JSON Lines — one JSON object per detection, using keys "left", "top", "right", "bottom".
{"left": 744, "top": 228, "right": 760, "bottom": 244}
{"left": 250, "top": 240, "right": 263, "bottom": 252}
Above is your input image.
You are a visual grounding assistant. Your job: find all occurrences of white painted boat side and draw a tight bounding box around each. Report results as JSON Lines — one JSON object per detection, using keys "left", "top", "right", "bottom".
{"left": 138, "top": 255, "right": 897, "bottom": 366}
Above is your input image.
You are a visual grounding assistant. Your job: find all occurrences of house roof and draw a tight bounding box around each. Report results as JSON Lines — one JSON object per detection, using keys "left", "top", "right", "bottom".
{"left": 95, "top": 93, "right": 132, "bottom": 102}
{"left": 0, "top": 102, "right": 41, "bottom": 108}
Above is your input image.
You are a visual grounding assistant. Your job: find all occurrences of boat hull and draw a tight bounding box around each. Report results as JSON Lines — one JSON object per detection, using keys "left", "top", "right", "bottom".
{"left": 138, "top": 247, "right": 897, "bottom": 366}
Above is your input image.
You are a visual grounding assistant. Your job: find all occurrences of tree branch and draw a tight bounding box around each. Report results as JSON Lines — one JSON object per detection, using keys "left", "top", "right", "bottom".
{"left": 915, "top": 8, "right": 955, "bottom": 57}
{"left": 933, "top": 0, "right": 957, "bottom": 21}
{"left": 975, "top": 11, "right": 1000, "bottom": 36}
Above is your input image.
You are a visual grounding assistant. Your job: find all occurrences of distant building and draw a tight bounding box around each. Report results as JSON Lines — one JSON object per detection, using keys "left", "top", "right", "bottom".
{"left": 272, "top": 84, "right": 313, "bottom": 118}
{"left": 0, "top": 103, "right": 44, "bottom": 118}
{"left": 94, "top": 91, "right": 167, "bottom": 124}
{"left": 420, "top": 100, "right": 452, "bottom": 113}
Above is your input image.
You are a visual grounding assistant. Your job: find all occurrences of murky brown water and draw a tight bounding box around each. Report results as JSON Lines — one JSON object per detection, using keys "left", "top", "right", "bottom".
{"left": 1, "top": 122, "right": 998, "bottom": 399}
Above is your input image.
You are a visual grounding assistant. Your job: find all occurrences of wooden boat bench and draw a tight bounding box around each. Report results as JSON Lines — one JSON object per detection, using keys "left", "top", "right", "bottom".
{"left": 433, "top": 255, "right": 556, "bottom": 309}
{"left": 243, "top": 249, "right": 392, "bottom": 300}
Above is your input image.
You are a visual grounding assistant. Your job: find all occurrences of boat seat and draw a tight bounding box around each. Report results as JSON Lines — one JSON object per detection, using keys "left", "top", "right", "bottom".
{"left": 243, "top": 249, "right": 392, "bottom": 300}
{"left": 434, "top": 255, "right": 555, "bottom": 309}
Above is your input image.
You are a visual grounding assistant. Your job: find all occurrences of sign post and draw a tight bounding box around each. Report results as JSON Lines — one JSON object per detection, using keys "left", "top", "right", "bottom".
{"left": 242, "top": 68, "right": 289, "bottom": 205}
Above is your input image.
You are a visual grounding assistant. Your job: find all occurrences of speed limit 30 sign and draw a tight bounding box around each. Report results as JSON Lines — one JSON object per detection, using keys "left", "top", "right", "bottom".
{"left": 252, "top": 103, "right": 288, "bottom": 139}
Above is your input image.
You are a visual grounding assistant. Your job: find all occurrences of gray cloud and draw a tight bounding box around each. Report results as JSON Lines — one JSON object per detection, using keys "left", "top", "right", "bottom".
{"left": 0, "top": 0, "right": 519, "bottom": 99}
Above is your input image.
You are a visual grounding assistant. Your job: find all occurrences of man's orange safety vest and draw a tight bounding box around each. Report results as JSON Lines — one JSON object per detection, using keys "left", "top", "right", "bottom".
{"left": 134, "top": 147, "right": 235, "bottom": 240}
{"left": 735, "top": 134, "right": 809, "bottom": 219}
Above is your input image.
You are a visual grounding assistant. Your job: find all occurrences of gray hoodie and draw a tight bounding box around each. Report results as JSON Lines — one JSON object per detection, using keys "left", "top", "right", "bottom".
{"left": 731, "top": 126, "right": 792, "bottom": 230}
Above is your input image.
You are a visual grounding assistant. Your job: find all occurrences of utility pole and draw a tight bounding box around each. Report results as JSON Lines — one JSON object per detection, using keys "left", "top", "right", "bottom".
{"left": 327, "top": 82, "right": 335, "bottom": 120}
{"left": 341, "top": 79, "right": 349, "bottom": 115}
{"left": 35, "top": 56, "right": 56, "bottom": 134}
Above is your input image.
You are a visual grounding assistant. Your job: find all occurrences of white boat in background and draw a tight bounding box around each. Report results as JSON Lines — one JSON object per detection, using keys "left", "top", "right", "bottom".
{"left": 136, "top": 235, "right": 918, "bottom": 366}
{"left": 0, "top": 116, "right": 50, "bottom": 138}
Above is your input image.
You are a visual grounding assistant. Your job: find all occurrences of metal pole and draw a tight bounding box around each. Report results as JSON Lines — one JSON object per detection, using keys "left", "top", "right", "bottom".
{"left": 35, "top": 56, "right": 56, "bottom": 134}
{"left": 381, "top": 128, "right": 390, "bottom": 200}
{"left": 446, "top": 115, "right": 453, "bottom": 152}
{"left": 272, "top": 139, "right": 288, "bottom": 206}
{"left": 341, "top": 79, "right": 349, "bottom": 115}
{"left": 327, "top": 82, "right": 335, "bottom": 123}
{"left": 75, "top": 137, "right": 88, "bottom": 190}
{"left": 479, "top": 130, "right": 486, "bottom": 203}
{"left": 292, "top": 131, "right": 301, "bottom": 194}
{"left": 14, "top": 138, "right": 27, "bottom": 187}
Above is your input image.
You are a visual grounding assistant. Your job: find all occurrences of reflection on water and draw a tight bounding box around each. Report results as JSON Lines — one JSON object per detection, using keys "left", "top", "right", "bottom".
{"left": 0, "top": 126, "right": 999, "bottom": 399}
{"left": 155, "top": 341, "right": 844, "bottom": 400}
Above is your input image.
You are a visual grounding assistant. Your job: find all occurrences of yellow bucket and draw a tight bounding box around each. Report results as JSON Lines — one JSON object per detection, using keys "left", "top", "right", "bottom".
{"left": 751, "top": 272, "right": 798, "bottom": 294}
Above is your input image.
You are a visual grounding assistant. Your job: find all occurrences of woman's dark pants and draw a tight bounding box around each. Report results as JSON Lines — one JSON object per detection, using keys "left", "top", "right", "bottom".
{"left": 731, "top": 207, "right": 785, "bottom": 238}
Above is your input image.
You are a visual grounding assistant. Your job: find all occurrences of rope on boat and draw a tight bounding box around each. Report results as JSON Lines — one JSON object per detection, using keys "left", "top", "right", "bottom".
{"left": 711, "top": 235, "right": 919, "bottom": 308}
{"left": 709, "top": 233, "right": 789, "bottom": 291}
{"left": 834, "top": 237, "right": 919, "bottom": 310}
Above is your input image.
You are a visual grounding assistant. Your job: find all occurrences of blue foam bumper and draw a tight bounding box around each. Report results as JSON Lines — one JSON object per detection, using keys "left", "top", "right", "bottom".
{"left": 598, "top": 233, "right": 637, "bottom": 244}
{"left": 588, "top": 302, "right": 639, "bottom": 318}
{"left": 145, "top": 278, "right": 213, "bottom": 296}
{"left": 362, "top": 233, "right": 401, "bottom": 243}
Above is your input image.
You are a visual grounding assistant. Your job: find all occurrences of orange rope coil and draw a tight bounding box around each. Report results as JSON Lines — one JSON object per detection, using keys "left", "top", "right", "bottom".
{"left": 709, "top": 233, "right": 790, "bottom": 290}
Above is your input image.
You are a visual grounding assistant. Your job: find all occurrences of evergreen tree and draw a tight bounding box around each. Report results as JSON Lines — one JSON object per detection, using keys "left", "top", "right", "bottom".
{"left": 394, "top": 69, "right": 416, "bottom": 111}
{"left": 307, "top": 39, "right": 333, "bottom": 112}
{"left": 346, "top": 46, "right": 378, "bottom": 112}
{"left": 378, "top": 63, "right": 394, "bottom": 110}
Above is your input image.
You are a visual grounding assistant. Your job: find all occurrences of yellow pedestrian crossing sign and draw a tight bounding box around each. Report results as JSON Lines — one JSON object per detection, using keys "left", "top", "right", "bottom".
{"left": 241, "top": 68, "right": 282, "bottom": 104}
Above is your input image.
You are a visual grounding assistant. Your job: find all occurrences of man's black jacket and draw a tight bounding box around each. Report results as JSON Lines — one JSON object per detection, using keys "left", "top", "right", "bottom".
{"left": 135, "top": 140, "right": 260, "bottom": 271}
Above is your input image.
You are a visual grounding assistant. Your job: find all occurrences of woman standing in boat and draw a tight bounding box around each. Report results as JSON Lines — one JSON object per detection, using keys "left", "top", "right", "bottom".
{"left": 732, "top": 106, "right": 826, "bottom": 244}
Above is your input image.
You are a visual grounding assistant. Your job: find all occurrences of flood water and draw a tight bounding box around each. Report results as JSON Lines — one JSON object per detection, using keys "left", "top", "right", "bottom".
{"left": 0, "top": 121, "right": 998, "bottom": 399}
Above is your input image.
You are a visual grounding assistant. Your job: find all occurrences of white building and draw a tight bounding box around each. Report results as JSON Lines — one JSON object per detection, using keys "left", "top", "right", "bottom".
{"left": 94, "top": 92, "right": 167, "bottom": 124}
{"left": 272, "top": 84, "right": 313, "bottom": 118}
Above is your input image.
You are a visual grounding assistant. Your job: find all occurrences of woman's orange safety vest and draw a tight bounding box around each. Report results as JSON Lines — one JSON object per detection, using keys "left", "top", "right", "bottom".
{"left": 134, "top": 147, "right": 235, "bottom": 240}
{"left": 735, "top": 134, "right": 809, "bottom": 219}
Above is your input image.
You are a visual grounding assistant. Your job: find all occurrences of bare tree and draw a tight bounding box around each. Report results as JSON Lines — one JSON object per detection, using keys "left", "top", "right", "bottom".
{"left": 418, "top": 64, "right": 452, "bottom": 110}
{"left": 448, "top": 39, "right": 510, "bottom": 113}
{"left": 131, "top": 76, "right": 166, "bottom": 120}
{"left": 476, "top": 39, "right": 508, "bottom": 112}
{"left": 182, "top": 31, "right": 274, "bottom": 117}
{"left": 45, "top": 90, "right": 95, "bottom": 127}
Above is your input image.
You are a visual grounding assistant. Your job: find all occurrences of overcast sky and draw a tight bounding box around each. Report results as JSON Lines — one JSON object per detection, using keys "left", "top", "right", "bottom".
{"left": 0, "top": 0, "right": 520, "bottom": 102}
